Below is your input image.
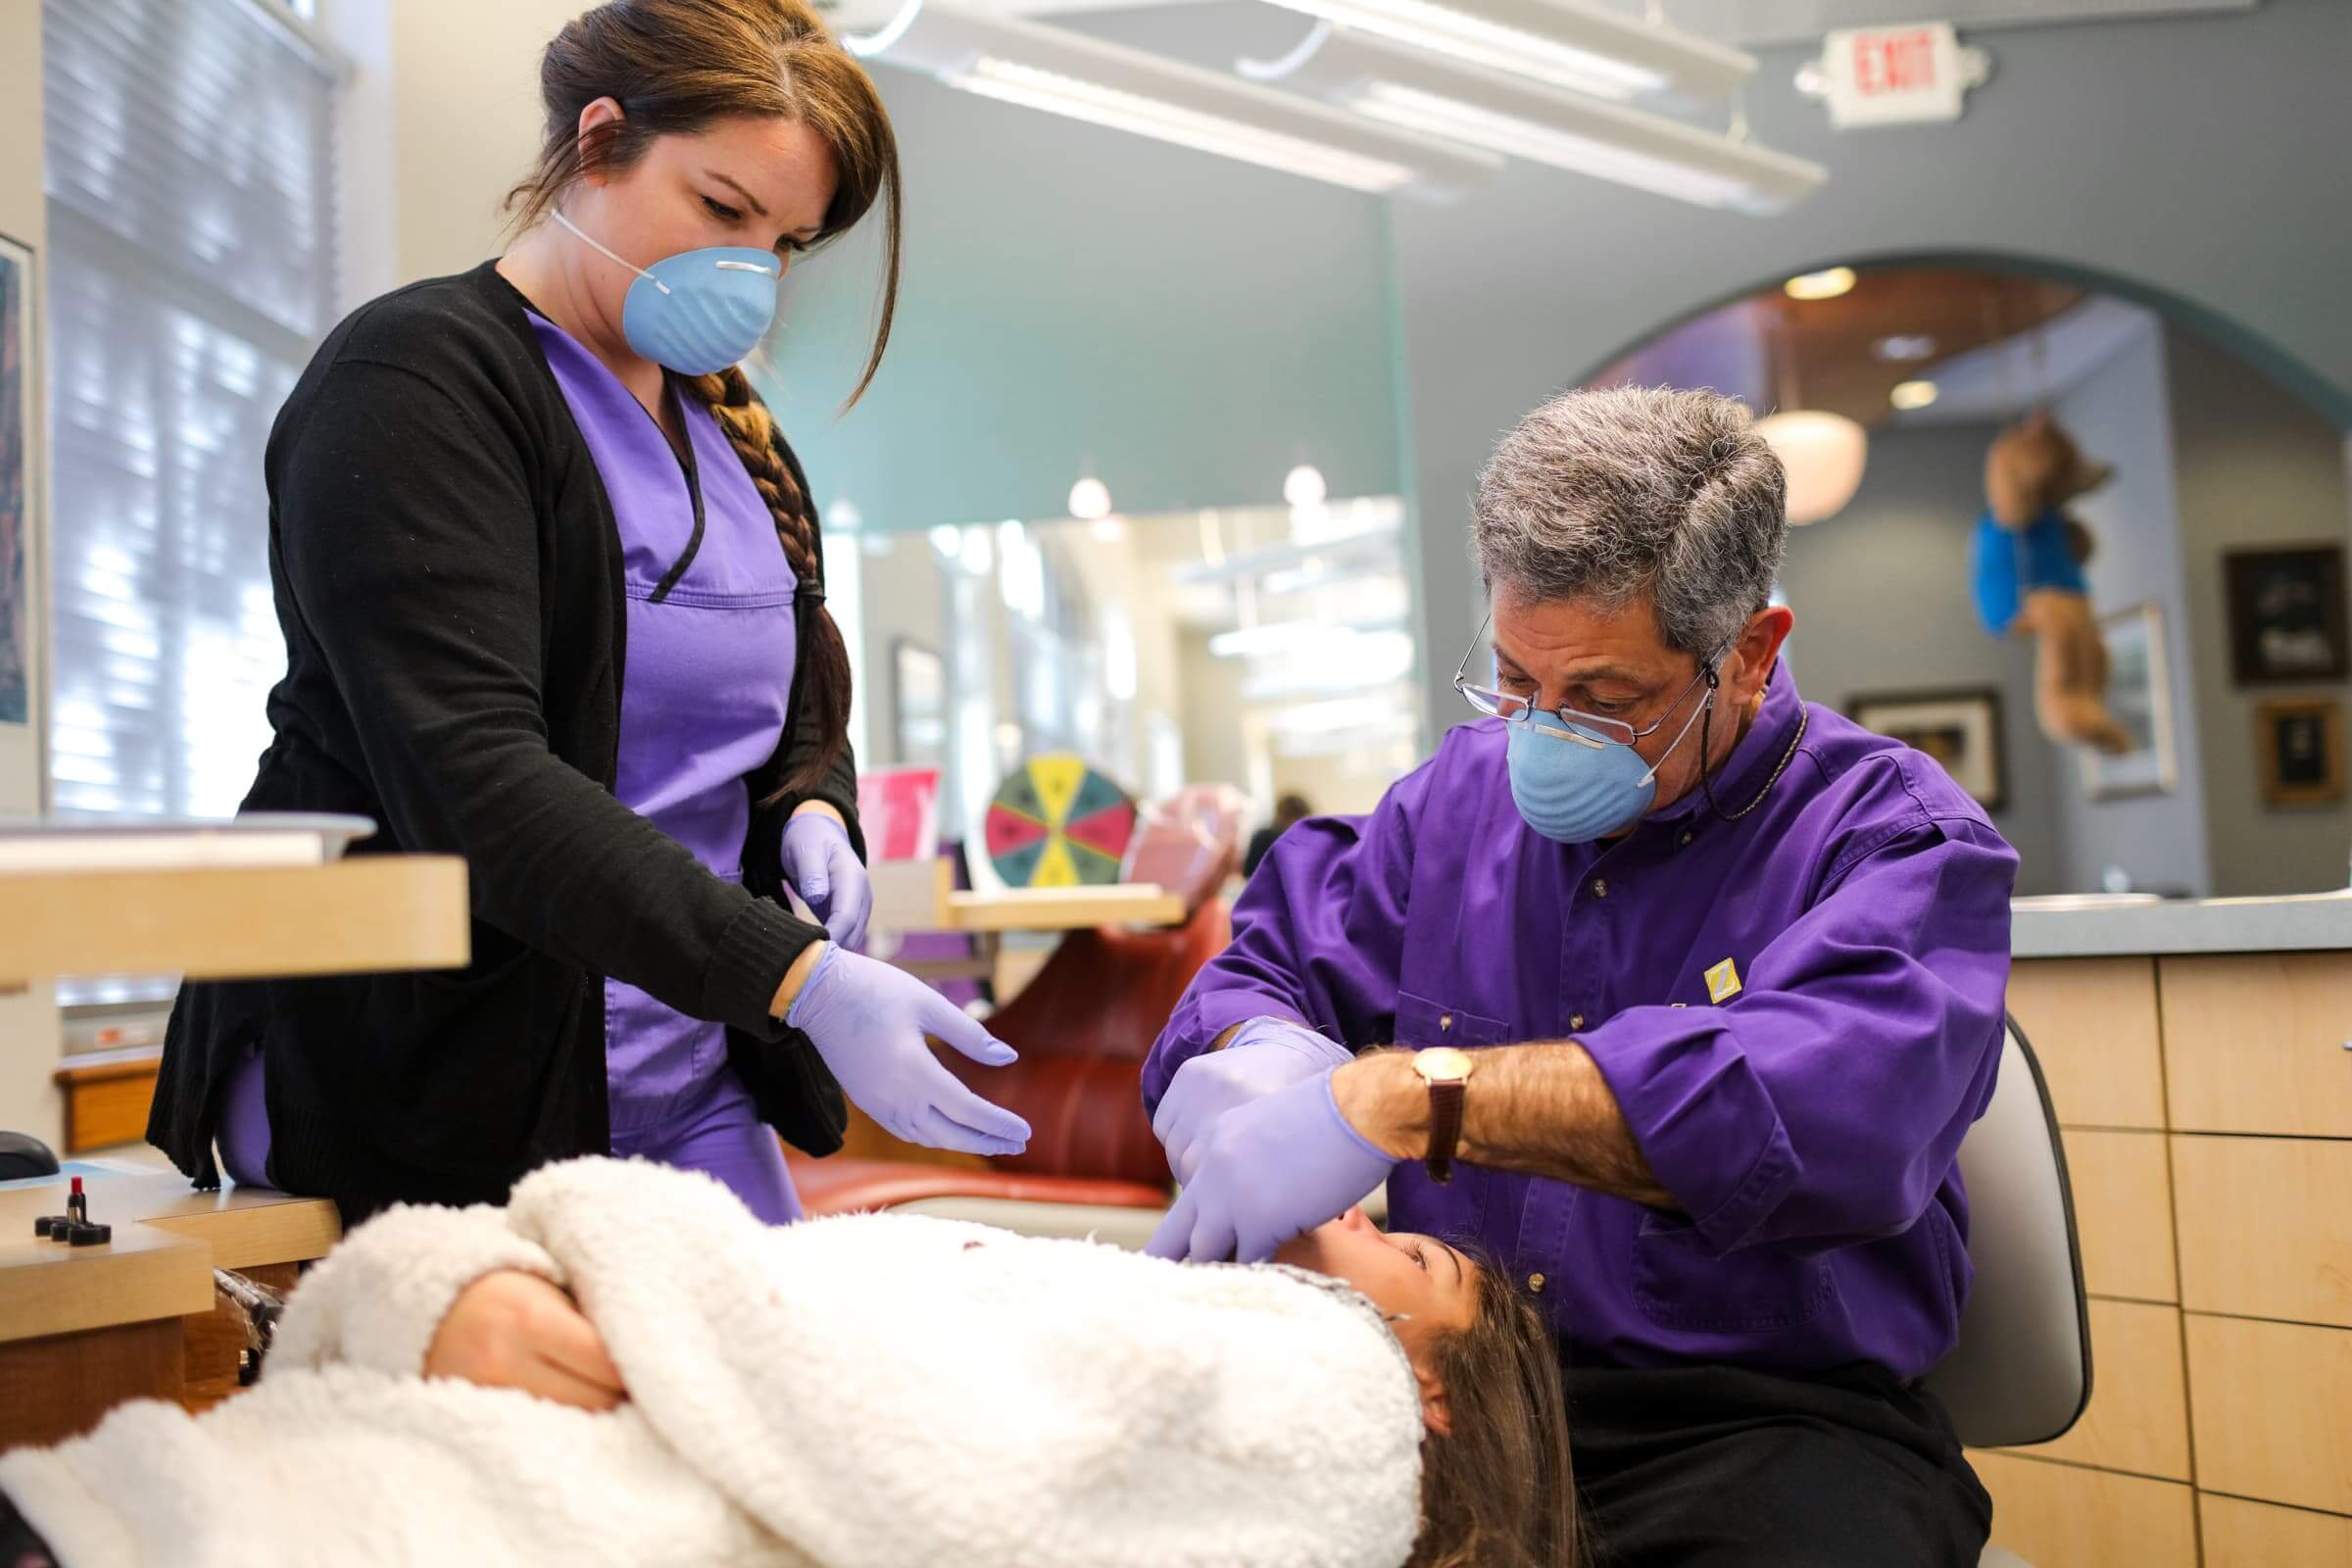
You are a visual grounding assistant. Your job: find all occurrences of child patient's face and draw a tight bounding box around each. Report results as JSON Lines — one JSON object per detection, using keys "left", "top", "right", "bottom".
{"left": 1273, "top": 1206, "right": 1479, "bottom": 1358}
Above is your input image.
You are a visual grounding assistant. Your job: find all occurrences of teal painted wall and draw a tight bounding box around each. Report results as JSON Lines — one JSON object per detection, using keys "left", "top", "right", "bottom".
{"left": 754, "top": 62, "right": 1404, "bottom": 532}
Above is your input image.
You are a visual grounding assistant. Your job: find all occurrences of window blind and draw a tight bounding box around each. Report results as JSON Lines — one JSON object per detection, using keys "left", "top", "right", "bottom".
{"left": 42, "top": 0, "right": 343, "bottom": 1003}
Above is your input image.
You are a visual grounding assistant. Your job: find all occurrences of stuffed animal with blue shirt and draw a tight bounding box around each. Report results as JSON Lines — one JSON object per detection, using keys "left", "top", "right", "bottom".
{"left": 1970, "top": 411, "right": 2132, "bottom": 755}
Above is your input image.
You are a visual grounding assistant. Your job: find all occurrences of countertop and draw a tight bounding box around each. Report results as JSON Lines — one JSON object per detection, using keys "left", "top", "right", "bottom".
{"left": 2011, "top": 889, "right": 2352, "bottom": 958}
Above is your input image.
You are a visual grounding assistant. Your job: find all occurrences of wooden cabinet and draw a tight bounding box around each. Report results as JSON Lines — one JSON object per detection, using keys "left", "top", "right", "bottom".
{"left": 2005, "top": 957, "right": 2166, "bottom": 1128}
{"left": 2159, "top": 953, "right": 2352, "bottom": 1137}
{"left": 2198, "top": 1494, "right": 2352, "bottom": 1566}
{"left": 2002, "top": 951, "right": 2352, "bottom": 1562}
{"left": 2007, "top": 1298, "right": 2190, "bottom": 1481}
{"left": 1970, "top": 1451, "right": 2197, "bottom": 1568}
{"left": 2173, "top": 1135, "right": 2352, "bottom": 1328}
{"left": 2066, "top": 1129, "right": 2179, "bottom": 1303}
{"left": 2184, "top": 1313, "right": 2352, "bottom": 1517}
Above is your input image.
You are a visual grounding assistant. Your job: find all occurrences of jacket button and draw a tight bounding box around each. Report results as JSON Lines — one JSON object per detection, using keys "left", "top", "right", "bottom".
{"left": 1679, "top": 831, "right": 1693, "bottom": 847}
{"left": 1590, "top": 877, "right": 1608, "bottom": 898}
{"left": 1527, "top": 1272, "right": 1546, "bottom": 1295}
{"left": 1439, "top": 1014, "right": 1452, "bottom": 1031}
{"left": 1569, "top": 1014, "right": 1586, "bottom": 1031}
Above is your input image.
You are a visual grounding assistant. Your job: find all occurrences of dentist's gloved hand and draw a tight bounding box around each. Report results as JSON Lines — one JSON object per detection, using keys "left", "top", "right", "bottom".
{"left": 1152, "top": 1017, "right": 1353, "bottom": 1186}
{"left": 786, "top": 945, "right": 1030, "bottom": 1157}
{"left": 1146, "top": 1067, "right": 1394, "bottom": 1264}
{"left": 782, "top": 808, "right": 871, "bottom": 951}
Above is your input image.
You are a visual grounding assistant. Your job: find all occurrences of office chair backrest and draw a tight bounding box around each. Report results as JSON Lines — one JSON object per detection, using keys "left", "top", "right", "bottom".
{"left": 1921, "top": 1018, "right": 2093, "bottom": 1449}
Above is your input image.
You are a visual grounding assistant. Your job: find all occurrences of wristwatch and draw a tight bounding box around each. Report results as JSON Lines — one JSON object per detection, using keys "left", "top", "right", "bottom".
{"left": 1411, "top": 1047, "right": 1477, "bottom": 1184}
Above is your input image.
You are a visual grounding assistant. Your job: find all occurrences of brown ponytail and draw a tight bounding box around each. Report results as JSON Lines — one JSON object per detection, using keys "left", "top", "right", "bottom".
{"left": 509, "top": 0, "right": 901, "bottom": 792}
{"left": 686, "top": 366, "right": 852, "bottom": 798}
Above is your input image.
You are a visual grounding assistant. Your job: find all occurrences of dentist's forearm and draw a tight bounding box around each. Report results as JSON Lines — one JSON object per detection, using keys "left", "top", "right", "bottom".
{"left": 1332, "top": 1044, "right": 1676, "bottom": 1209}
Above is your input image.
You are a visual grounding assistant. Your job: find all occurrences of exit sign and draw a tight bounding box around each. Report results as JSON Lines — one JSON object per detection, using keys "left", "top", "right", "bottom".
{"left": 1814, "top": 23, "right": 1983, "bottom": 128}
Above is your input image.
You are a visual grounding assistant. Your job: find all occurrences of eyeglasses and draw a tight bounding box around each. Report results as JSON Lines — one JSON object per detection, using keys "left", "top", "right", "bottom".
{"left": 1452, "top": 612, "right": 1720, "bottom": 749}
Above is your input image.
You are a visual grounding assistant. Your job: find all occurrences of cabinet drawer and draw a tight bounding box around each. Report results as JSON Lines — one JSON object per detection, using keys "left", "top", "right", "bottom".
{"left": 1967, "top": 1452, "right": 2196, "bottom": 1568}
{"left": 2198, "top": 1494, "right": 2352, "bottom": 1567}
{"left": 2007, "top": 958, "right": 2165, "bottom": 1130}
{"left": 2003, "top": 1298, "right": 2189, "bottom": 1480}
{"left": 2173, "top": 1135, "right": 2352, "bottom": 1327}
{"left": 2066, "top": 1129, "right": 2177, "bottom": 1302}
{"left": 2160, "top": 954, "right": 2352, "bottom": 1136}
{"left": 2186, "top": 1313, "right": 2352, "bottom": 1514}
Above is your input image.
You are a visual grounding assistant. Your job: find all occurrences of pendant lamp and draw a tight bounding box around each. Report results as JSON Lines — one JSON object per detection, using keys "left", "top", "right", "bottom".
{"left": 1753, "top": 293, "right": 1865, "bottom": 524}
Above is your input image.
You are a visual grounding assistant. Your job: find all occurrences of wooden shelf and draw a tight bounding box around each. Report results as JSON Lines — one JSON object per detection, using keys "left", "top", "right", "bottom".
{"left": 869, "top": 856, "right": 1187, "bottom": 936}
{"left": 942, "top": 884, "right": 1185, "bottom": 933}
{"left": 0, "top": 855, "right": 470, "bottom": 983}
{"left": 0, "top": 1170, "right": 340, "bottom": 1344}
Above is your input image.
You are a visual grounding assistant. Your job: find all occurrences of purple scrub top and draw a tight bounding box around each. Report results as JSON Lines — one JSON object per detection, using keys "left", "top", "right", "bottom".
{"left": 529, "top": 313, "right": 797, "bottom": 1134}
{"left": 1146, "top": 667, "right": 2020, "bottom": 1380}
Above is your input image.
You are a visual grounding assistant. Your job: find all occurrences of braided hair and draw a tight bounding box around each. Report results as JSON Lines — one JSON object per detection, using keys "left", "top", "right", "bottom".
{"left": 685, "top": 366, "right": 851, "bottom": 796}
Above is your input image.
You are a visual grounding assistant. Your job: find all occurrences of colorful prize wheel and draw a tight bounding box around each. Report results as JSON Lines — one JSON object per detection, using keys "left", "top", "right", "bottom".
{"left": 983, "top": 755, "right": 1138, "bottom": 888}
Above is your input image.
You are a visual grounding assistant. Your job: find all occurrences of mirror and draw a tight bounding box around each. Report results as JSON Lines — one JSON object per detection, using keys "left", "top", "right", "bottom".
{"left": 1583, "top": 262, "right": 2352, "bottom": 898}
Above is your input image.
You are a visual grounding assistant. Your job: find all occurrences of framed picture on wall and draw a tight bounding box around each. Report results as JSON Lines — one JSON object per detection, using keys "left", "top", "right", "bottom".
{"left": 891, "top": 640, "right": 947, "bottom": 768}
{"left": 2225, "top": 545, "right": 2349, "bottom": 685}
{"left": 2081, "top": 600, "right": 2180, "bottom": 801}
{"left": 2254, "top": 699, "right": 2345, "bottom": 808}
{"left": 1846, "top": 687, "right": 2007, "bottom": 811}
{"left": 0, "top": 231, "right": 34, "bottom": 732}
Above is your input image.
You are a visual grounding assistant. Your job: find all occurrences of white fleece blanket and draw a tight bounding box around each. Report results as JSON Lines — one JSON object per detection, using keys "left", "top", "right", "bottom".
{"left": 0, "top": 1157, "right": 1425, "bottom": 1568}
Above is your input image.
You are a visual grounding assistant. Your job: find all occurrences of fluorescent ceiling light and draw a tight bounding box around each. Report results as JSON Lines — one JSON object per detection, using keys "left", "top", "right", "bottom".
{"left": 1208, "top": 616, "right": 1408, "bottom": 659}
{"left": 848, "top": 0, "right": 1498, "bottom": 198}
{"left": 1244, "top": 27, "right": 1822, "bottom": 215}
{"left": 1257, "top": 0, "right": 1752, "bottom": 101}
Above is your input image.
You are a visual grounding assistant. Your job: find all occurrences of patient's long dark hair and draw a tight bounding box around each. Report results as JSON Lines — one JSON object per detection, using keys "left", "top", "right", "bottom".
{"left": 1409, "top": 1253, "right": 1581, "bottom": 1568}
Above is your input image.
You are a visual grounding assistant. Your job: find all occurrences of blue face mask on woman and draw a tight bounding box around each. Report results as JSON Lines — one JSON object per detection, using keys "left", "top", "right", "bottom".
{"left": 552, "top": 209, "right": 781, "bottom": 376}
{"left": 1504, "top": 674, "right": 1716, "bottom": 845}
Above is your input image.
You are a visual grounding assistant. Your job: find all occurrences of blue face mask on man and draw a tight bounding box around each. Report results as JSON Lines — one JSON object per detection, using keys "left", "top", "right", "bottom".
{"left": 551, "top": 208, "right": 781, "bottom": 376}
{"left": 1503, "top": 684, "right": 1715, "bottom": 844}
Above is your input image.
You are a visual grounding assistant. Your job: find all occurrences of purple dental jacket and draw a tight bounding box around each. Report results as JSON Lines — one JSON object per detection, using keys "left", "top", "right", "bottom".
{"left": 1144, "top": 666, "right": 2020, "bottom": 1380}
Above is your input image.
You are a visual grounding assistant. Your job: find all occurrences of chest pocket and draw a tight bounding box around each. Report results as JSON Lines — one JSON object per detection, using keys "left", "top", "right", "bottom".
{"left": 1394, "top": 990, "right": 1513, "bottom": 1048}
{"left": 1632, "top": 1210, "right": 1838, "bottom": 1334}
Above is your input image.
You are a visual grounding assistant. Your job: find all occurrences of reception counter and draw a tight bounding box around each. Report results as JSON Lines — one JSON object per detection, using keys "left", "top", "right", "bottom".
{"left": 1977, "top": 892, "right": 2352, "bottom": 1567}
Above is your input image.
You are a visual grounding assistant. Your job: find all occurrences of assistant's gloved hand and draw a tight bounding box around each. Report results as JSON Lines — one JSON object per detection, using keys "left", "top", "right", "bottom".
{"left": 782, "top": 810, "right": 871, "bottom": 951}
{"left": 1145, "top": 1067, "right": 1394, "bottom": 1264}
{"left": 787, "top": 945, "right": 1031, "bottom": 1157}
{"left": 1152, "top": 1017, "right": 1353, "bottom": 1186}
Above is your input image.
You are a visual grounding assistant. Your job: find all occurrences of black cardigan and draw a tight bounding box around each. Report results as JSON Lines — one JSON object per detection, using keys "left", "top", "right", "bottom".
{"left": 148, "top": 262, "right": 859, "bottom": 1220}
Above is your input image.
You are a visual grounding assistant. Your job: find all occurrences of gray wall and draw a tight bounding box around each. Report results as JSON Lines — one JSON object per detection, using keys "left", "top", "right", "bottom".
{"left": 2169, "top": 326, "right": 2352, "bottom": 894}
{"left": 1774, "top": 424, "right": 2064, "bottom": 893}
{"left": 1396, "top": 0, "right": 2352, "bottom": 741}
{"left": 757, "top": 58, "right": 1404, "bottom": 533}
{"left": 2051, "top": 319, "right": 2212, "bottom": 896}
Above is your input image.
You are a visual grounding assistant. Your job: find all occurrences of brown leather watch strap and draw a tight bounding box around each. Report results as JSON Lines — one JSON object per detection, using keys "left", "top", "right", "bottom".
{"left": 1425, "top": 1078, "right": 1466, "bottom": 1184}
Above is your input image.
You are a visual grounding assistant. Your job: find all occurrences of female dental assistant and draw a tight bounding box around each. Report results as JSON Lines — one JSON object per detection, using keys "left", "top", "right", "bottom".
{"left": 147, "top": 0, "right": 1028, "bottom": 1226}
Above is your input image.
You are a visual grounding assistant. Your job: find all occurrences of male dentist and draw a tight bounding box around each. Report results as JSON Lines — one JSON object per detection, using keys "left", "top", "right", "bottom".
{"left": 1144, "top": 387, "right": 2015, "bottom": 1566}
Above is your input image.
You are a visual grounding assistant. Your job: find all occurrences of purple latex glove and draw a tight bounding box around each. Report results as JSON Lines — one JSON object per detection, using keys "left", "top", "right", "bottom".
{"left": 1152, "top": 1016, "right": 1353, "bottom": 1186}
{"left": 1145, "top": 1068, "right": 1395, "bottom": 1264}
{"left": 787, "top": 945, "right": 1031, "bottom": 1156}
{"left": 782, "top": 811, "right": 872, "bottom": 951}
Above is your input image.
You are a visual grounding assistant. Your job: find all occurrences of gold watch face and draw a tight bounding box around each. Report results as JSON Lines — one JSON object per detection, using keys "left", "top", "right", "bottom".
{"left": 1413, "top": 1046, "right": 1476, "bottom": 1084}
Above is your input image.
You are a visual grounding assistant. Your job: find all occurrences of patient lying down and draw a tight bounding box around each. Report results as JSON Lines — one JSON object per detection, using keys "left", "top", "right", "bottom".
{"left": 0, "top": 1158, "right": 1573, "bottom": 1568}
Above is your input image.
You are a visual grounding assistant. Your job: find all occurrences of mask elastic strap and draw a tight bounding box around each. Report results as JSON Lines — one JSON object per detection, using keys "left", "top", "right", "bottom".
{"left": 550, "top": 208, "right": 670, "bottom": 296}
{"left": 1638, "top": 669, "right": 1716, "bottom": 789}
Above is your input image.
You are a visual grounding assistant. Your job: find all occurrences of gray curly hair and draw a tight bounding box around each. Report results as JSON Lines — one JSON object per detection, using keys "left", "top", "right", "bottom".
{"left": 1471, "top": 386, "right": 1788, "bottom": 660}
